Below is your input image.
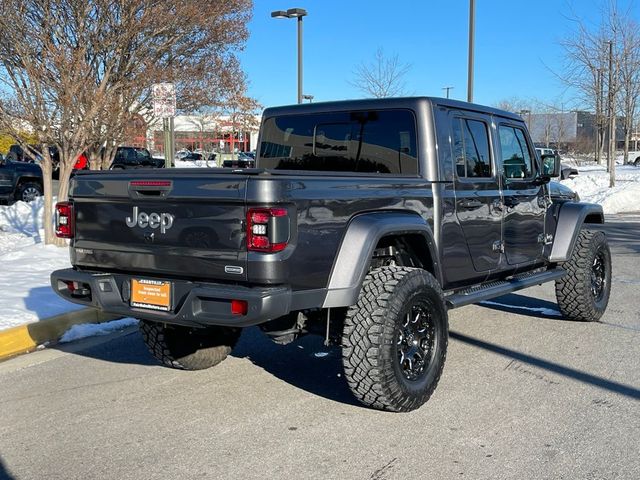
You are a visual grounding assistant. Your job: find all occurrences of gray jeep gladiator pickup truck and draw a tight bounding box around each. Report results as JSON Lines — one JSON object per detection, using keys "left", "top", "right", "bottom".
{"left": 51, "top": 97, "right": 611, "bottom": 412}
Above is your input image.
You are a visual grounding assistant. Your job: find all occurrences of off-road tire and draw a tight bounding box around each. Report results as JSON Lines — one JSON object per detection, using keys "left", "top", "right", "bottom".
{"left": 16, "top": 182, "right": 42, "bottom": 202}
{"left": 555, "top": 229, "right": 611, "bottom": 322}
{"left": 139, "top": 320, "right": 241, "bottom": 370}
{"left": 342, "top": 266, "right": 448, "bottom": 412}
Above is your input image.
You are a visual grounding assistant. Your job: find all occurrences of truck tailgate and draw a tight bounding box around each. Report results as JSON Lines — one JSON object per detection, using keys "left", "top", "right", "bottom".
{"left": 70, "top": 172, "right": 248, "bottom": 282}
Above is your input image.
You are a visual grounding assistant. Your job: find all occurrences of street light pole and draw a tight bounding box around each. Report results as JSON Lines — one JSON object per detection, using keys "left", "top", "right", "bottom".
{"left": 297, "top": 14, "right": 303, "bottom": 104}
{"left": 467, "top": 0, "right": 475, "bottom": 103}
{"left": 271, "top": 8, "right": 308, "bottom": 104}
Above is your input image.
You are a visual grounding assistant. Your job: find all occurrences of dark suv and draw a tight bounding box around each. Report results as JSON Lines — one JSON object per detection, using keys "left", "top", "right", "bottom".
{"left": 0, "top": 153, "right": 43, "bottom": 203}
{"left": 7, "top": 144, "right": 89, "bottom": 178}
{"left": 109, "top": 147, "right": 166, "bottom": 169}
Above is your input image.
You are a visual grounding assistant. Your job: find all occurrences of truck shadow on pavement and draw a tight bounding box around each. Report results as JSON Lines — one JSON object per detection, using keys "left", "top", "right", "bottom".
{"left": 0, "top": 457, "right": 16, "bottom": 480}
{"left": 232, "top": 327, "right": 360, "bottom": 407}
{"left": 54, "top": 329, "right": 158, "bottom": 367}
{"left": 477, "top": 293, "right": 564, "bottom": 320}
{"left": 449, "top": 330, "right": 640, "bottom": 400}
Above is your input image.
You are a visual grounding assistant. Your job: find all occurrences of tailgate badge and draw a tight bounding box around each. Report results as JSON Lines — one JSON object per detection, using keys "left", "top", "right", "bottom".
{"left": 225, "top": 266, "right": 244, "bottom": 275}
{"left": 126, "top": 206, "right": 174, "bottom": 234}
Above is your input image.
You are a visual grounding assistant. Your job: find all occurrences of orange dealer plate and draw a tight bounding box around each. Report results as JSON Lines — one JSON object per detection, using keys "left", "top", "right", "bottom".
{"left": 130, "top": 279, "right": 172, "bottom": 312}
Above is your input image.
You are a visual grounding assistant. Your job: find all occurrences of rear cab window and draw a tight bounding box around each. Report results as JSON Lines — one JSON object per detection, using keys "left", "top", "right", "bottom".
{"left": 258, "top": 110, "right": 418, "bottom": 175}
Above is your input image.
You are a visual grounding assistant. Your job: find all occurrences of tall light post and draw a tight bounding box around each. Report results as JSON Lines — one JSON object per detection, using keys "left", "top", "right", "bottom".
{"left": 271, "top": 8, "right": 308, "bottom": 104}
{"left": 467, "top": 0, "right": 475, "bottom": 103}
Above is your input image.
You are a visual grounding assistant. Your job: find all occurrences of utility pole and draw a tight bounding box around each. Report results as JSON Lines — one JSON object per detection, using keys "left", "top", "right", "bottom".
{"left": 595, "top": 68, "right": 600, "bottom": 164}
{"left": 467, "top": 0, "right": 475, "bottom": 103}
{"left": 442, "top": 86, "right": 454, "bottom": 99}
{"left": 607, "top": 40, "right": 616, "bottom": 187}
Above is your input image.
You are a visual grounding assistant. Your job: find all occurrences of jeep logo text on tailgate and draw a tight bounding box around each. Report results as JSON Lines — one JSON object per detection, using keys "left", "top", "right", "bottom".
{"left": 126, "top": 206, "right": 174, "bottom": 234}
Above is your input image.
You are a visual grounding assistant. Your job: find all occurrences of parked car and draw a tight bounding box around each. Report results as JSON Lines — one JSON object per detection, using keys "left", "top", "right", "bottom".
{"left": 221, "top": 152, "right": 255, "bottom": 168}
{"left": 626, "top": 151, "right": 640, "bottom": 166}
{"left": 7, "top": 144, "right": 88, "bottom": 178}
{"left": 109, "top": 147, "right": 167, "bottom": 169}
{"left": 535, "top": 147, "right": 578, "bottom": 180}
{"left": 0, "top": 153, "right": 43, "bottom": 203}
{"left": 182, "top": 152, "right": 203, "bottom": 161}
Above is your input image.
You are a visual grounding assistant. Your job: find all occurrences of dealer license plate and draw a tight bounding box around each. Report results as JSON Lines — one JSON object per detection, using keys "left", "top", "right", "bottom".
{"left": 130, "top": 279, "right": 171, "bottom": 311}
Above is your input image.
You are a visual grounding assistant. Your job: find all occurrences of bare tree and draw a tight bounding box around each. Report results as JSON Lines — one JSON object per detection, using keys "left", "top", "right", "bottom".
{"left": 350, "top": 47, "right": 411, "bottom": 98}
{"left": 0, "top": 0, "right": 252, "bottom": 245}
{"left": 617, "top": 16, "right": 640, "bottom": 163}
{"left": 559, "top": 2, "right": 640, "bottom": 186}
{"left": 494, "top": 97, "right": 532, "bottom": 114}
{"left": 559, "top": 8, "right": 609, "bottom": 164}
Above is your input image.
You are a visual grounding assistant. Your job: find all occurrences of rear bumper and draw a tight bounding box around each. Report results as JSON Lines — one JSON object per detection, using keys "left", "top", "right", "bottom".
{"left": 50, "top": 268, "right": 293, "bottom": 327}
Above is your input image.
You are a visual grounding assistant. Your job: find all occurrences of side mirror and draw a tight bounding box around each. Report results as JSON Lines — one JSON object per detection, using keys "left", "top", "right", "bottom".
{"left": 541, "top": 153, "right": 561, "bottom": 178}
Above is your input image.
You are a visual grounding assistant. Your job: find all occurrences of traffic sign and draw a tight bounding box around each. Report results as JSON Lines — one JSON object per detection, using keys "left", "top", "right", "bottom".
{"left": 152, "top": 83, "right": 176, "bottom": 118}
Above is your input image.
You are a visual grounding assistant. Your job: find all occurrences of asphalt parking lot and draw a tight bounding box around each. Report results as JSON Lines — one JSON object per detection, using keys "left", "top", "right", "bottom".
{"left": 0, "top": 216, "right": 638, "bottom": 480}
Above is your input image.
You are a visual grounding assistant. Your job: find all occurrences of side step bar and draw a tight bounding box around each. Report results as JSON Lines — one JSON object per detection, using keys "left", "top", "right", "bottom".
{"left": 445, "top": 268, "right": 566, "bottom": 309}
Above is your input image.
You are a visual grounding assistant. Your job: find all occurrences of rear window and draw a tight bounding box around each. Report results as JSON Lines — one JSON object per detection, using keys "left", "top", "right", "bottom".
{"left": 259, "top": 109, "right": 418, "bottom": 174}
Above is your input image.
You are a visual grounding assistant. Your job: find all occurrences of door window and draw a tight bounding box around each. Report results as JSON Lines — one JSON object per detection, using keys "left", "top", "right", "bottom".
{"left": 452, "top": 118, "right": 492, "bottom": 179}
{"left": 498, "top": 126, "right": 534, "bottom": 179}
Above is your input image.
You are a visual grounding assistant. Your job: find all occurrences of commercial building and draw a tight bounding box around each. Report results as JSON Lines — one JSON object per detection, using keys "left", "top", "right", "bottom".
{"left": 123, "top": 114, "right": 261, "bottom": 155}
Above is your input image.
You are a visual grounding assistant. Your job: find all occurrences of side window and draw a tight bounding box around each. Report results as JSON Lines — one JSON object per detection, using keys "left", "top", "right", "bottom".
{"left": 452, "top": 118, "right": 492, "bottom": 179}
{"left": 498, "top": 126, "right": 534, "bottom": 179}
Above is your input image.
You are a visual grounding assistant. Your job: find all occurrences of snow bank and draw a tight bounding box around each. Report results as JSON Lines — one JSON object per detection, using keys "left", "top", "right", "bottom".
{"left": 0, "top": 198, "right": 80, "bottom": 331}
{"left": 59, "top": 318, "right": 138, "bottom": 343}
{"left": 0, "top": 197, "right": 45, "bottom": 255}
{"left": 561, "top": 165, "right": 640, "bottom": 214}
{"left": 174, "top": 158, "right": 213, "bottom": 168}
{"left": 0, "top": 241, "right": 78, "bottom": 331}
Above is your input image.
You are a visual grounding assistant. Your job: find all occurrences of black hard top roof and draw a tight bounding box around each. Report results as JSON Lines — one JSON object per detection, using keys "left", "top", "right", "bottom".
{"left": 262, "top": 96, "right": 522, "bottom": 122}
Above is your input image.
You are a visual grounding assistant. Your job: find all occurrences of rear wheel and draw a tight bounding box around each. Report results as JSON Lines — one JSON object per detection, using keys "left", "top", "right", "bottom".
{"left": 16, "top": 182, "right": 42, "bottom": 202}
{"left": 555, "top": 229, "right": 611, "bottom": 322}
{"left": 342, "top": 266, "right": 448, "bottom": 412}
{"left": 139, "top": 320, "right": 241, "bottom": 370}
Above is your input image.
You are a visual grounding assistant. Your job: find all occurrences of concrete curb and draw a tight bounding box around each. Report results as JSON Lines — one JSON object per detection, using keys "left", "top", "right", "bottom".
{"left": 0, "top": 308, "right": 120, "bottom": 361}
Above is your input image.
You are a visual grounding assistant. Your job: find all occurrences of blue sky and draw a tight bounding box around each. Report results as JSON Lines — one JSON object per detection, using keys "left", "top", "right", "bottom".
{"left": 239, "top": 0, "right": 639, "bottom": 109}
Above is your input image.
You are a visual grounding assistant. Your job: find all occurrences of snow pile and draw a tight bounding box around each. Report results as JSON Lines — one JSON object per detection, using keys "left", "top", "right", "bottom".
{"left": 561, "top": 165, "right": 640, "bottom": 214}
{"left": 174, "top": 158, "right": 213, "bottom": 168}
{"left": 0, "top": 241, "right": 78, "bottom": 331}
{"left": 0, "top": 197, "right": 45, "bottom": 255}
{"left": 0, "top": 198, "right": 80, "bottom": 331}
{"left": 59, "top": 318, "right": 138, "bottom": 343}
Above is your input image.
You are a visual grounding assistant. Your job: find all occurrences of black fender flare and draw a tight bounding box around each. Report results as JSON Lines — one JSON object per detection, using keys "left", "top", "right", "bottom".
{"left": 548, "top": 202, "right": 604, "bottom": 262}
{"left": 322, "top": 211, "right": 441, "bottom": 308}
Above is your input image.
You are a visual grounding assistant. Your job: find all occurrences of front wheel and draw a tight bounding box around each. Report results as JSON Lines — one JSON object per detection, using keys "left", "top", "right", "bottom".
{"left": 555, "top": 229, "right": 612, "bottom": 322}
{"left": 342, "top": 267, "right": 448, "bottom": 412}
{"left": 139, "top": 320, "right": 241, "bottom": 370}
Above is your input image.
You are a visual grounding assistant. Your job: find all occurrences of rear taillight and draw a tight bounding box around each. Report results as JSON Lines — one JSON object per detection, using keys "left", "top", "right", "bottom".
{"left": 246, "top": 207, "right": 289, "bottom": 252}
{"left": 55, "top": 202, "right": 74, "bottom": 238}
